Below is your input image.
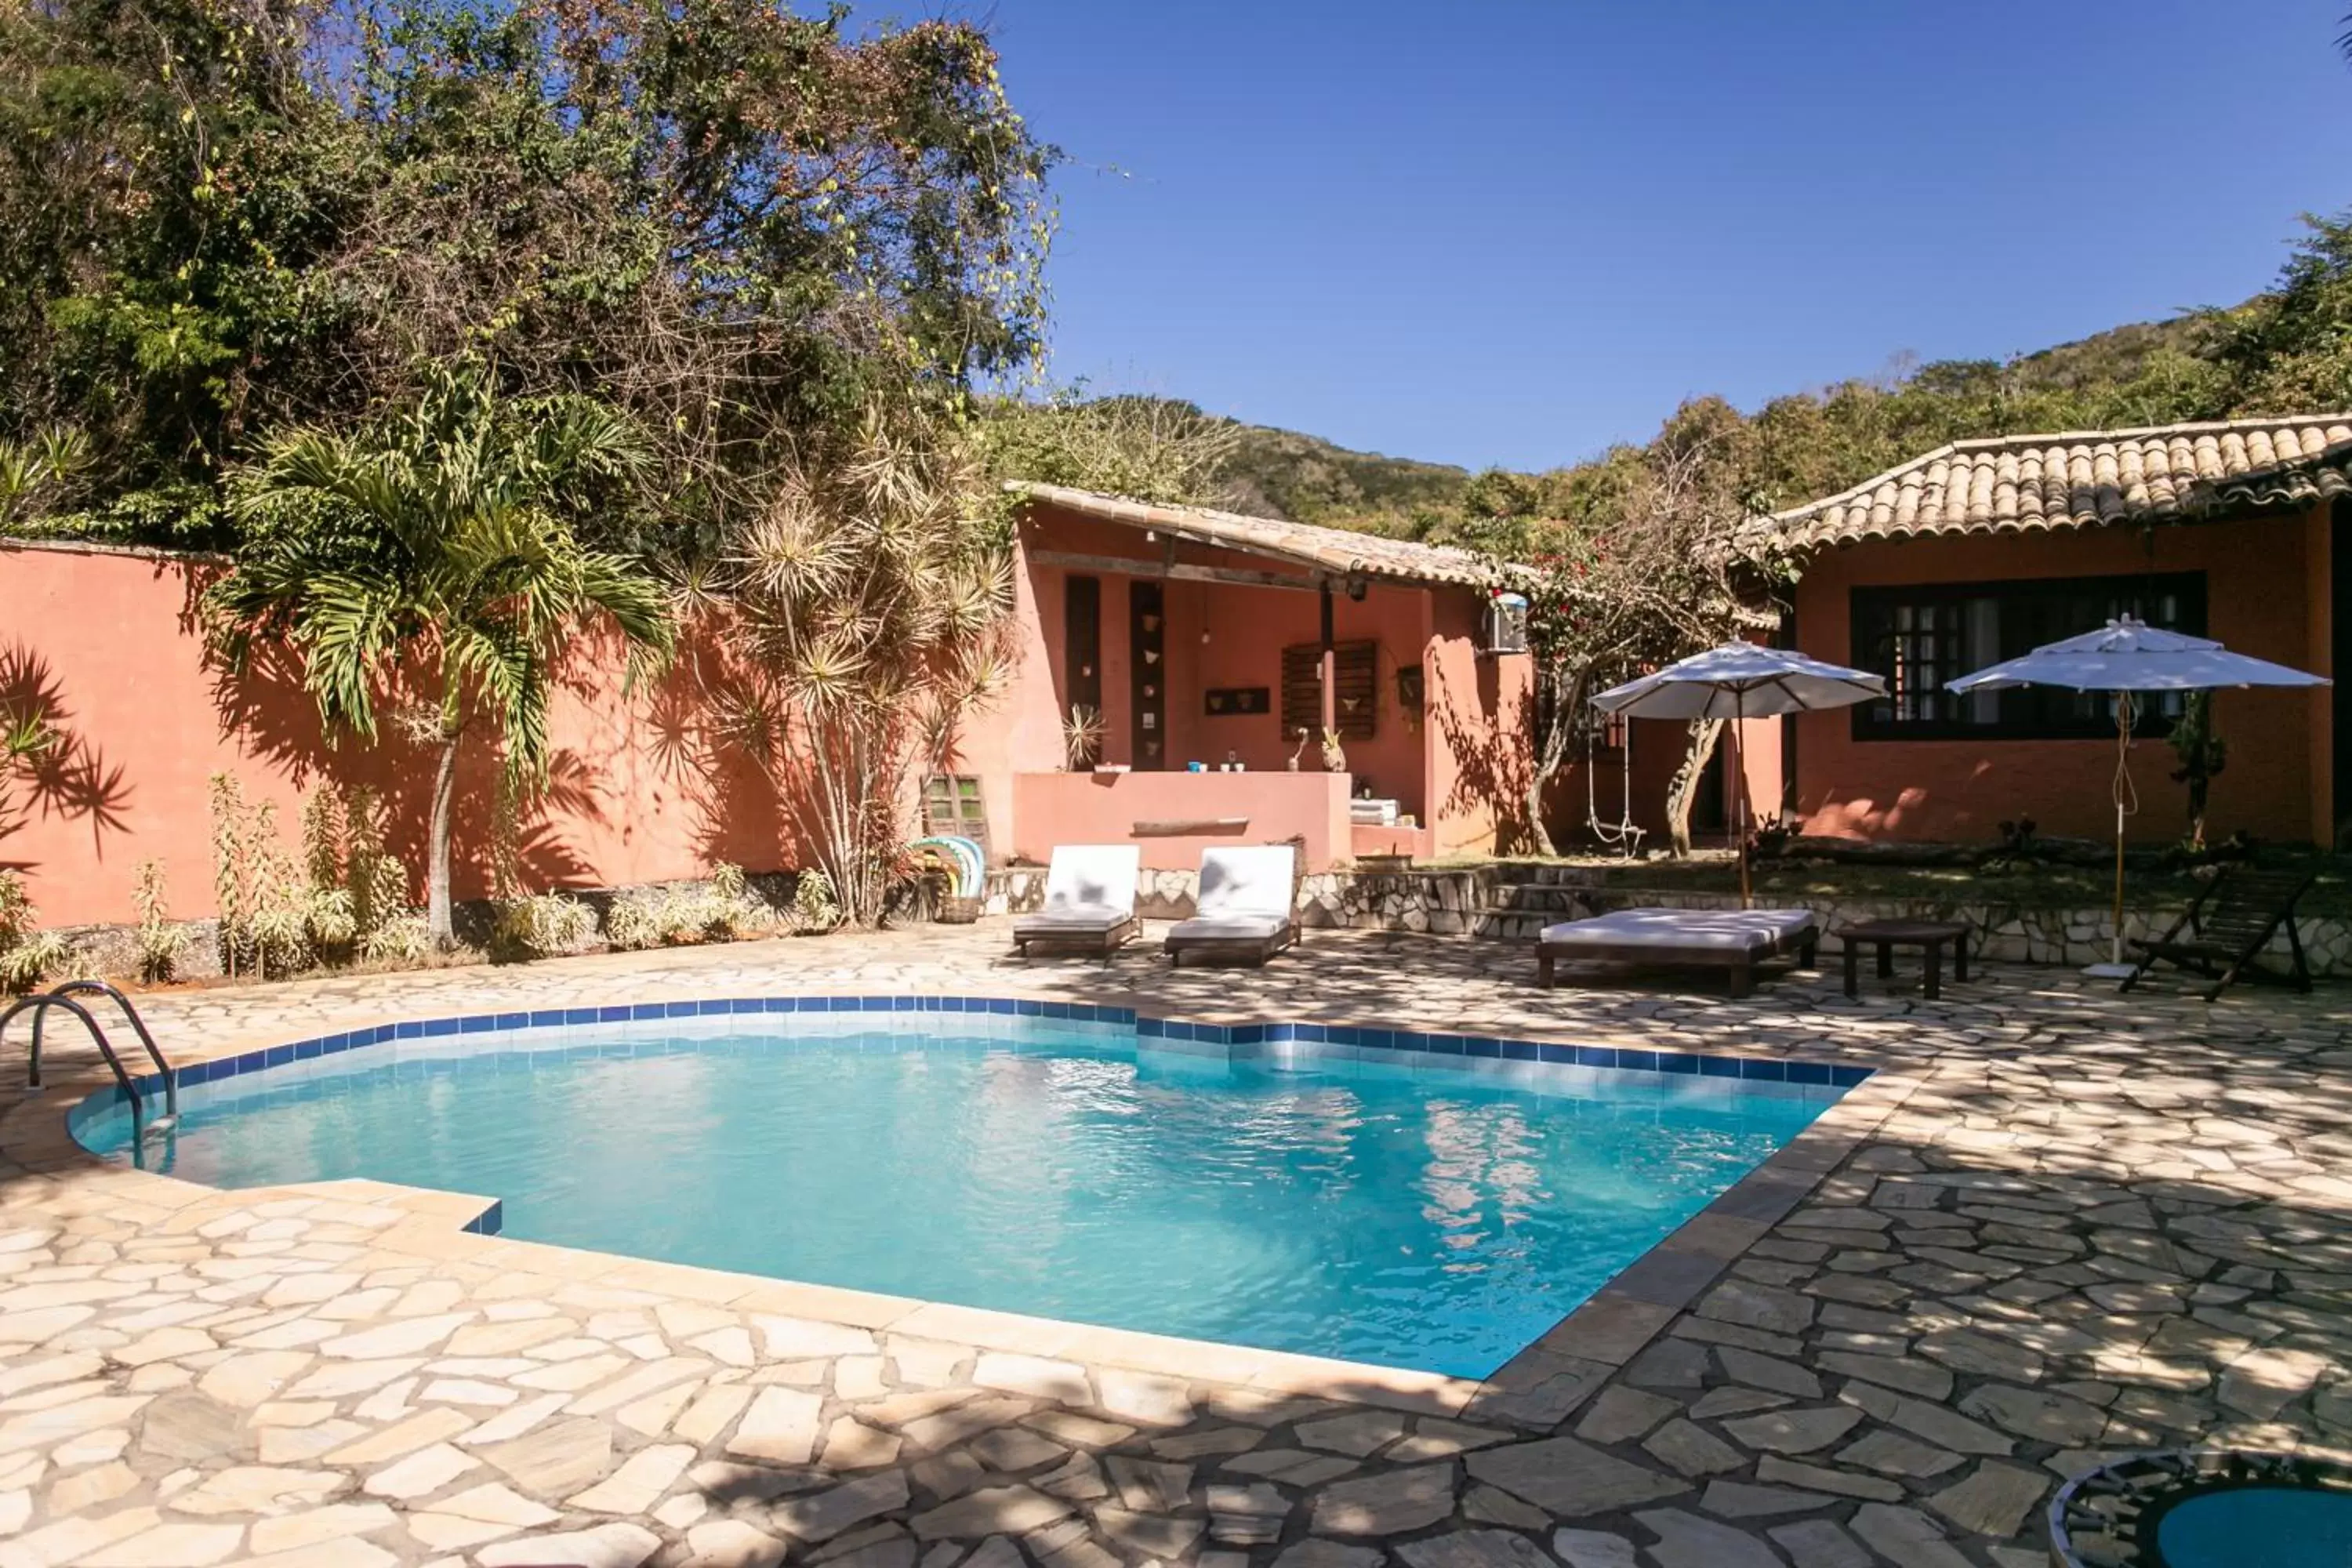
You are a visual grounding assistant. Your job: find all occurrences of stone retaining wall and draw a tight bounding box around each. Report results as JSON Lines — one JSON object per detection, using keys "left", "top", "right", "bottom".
{"left": 985, "top": 864, "right": 2352, "bottom": 976}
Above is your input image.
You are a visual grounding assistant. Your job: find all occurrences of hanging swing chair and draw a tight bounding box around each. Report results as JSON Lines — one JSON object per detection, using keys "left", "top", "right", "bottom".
{"left": 1582, "top": 708, "right": 1645, "bottom": 858}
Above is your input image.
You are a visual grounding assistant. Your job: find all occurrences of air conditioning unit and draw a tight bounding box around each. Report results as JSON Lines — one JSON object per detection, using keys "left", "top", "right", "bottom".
{"left": 1481, "top": 591, "right": 1530, "bottom": 655}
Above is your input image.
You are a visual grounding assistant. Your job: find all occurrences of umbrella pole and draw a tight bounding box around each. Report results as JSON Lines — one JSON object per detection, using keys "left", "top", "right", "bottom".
{"left": 2087, "top": 692, "right": 2137, "bottom": 979}
{"left": 2111, "top": 694, "right": 2129, "bottom": 965}
{"left": 1734, "top": 691, "right": 1751, "bottom": 910}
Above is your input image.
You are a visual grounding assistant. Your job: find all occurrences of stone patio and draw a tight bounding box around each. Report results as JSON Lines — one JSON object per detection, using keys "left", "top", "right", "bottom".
{"left": 2, "top": 921, "right": 2348, "bottom": 1568}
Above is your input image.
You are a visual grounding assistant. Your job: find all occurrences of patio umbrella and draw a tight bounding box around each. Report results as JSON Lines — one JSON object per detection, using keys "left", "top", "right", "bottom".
{"left": 1592, "top": 644, "right": 1888, "bottom": 906}
{"left": 1946, "top": 616, "right": 2328, "bottom": 976}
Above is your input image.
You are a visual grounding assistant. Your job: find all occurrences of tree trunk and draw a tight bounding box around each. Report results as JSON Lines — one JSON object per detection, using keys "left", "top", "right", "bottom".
{"left": 1664, "top": 718, "right": 1724, "bottom": 859}
{"left": 427, "top": 728, "right": 463, "bottom": 947}
{"left": 1519, "top": 666, "right": 1585, "bottom": 858}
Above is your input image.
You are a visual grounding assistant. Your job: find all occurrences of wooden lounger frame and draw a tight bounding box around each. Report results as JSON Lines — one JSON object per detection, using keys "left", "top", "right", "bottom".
{"left": 1013, "top": 914, "right": 1140, "bottom": 960}
{"left": 1536, "top": 920, "right": 1820, "bottom": 998}
{"left": 1165, "top": 918, "right": 1301, "bottom": 968}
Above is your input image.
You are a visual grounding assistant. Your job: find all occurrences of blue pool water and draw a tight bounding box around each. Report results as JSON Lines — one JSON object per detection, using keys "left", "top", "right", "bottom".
{"left": 2154, "top": 1486, "right": 2352, "bottom": 1567}
{"left": 80, "top": 1009, "right": 1842, "bottom": 1376}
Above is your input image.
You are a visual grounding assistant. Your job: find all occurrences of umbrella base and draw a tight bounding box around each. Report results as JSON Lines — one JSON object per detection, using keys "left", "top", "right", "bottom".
{"left": 2082, "top": 960, "right": 2136, "bottom": 979}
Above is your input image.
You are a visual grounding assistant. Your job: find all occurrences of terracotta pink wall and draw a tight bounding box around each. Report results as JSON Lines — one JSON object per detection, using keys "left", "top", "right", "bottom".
{"left": 2, "top": 505, "right": 1543, "bottom": 927}
{"left": 1788, "top": 510, "right": 2330, "bottom": 845}
{"left": 1011, "top": 771, "right": 1350, "bottom": 871}
{"left": 1422, "top": 591, "right": 1535, "bottom": 855}
{"left": 1, "top": 542, "right": 790, "bottom": 927}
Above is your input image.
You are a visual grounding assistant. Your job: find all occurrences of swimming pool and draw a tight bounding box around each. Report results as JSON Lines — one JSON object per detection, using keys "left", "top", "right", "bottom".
{"left": 75, "top": 999, "right": 1860, "bottom": 1377}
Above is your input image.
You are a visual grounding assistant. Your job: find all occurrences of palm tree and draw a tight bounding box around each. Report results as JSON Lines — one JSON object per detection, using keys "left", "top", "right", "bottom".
{"left": 210, "top": 365, "right": 674, "bottom": 946}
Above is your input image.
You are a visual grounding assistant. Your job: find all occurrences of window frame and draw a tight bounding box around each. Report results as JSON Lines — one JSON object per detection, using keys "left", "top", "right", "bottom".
{"left": 1848, "top": 571, "right": 2208, "bottom": 742}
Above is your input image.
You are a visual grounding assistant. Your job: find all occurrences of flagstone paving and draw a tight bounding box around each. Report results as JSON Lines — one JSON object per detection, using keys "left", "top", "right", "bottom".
{"left": 2, "top": 921, "right": 2350, "bottom": 1567}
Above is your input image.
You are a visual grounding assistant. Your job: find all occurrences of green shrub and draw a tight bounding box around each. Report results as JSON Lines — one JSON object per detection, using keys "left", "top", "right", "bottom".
{"left": 0, "top": 872, "right": 70, "bottom": 993}
{"left": 790, "top": 869, "right": 841, "bottom": 933}
{"left": 359, "top": 916, "right": 432, "bottom": 966}
{"left": 602, "top": 893, "right": 666, "bottom": 952}
{"left": 131, "top": 859, "right": 188, "bottom": 983}
{"left": 492, "top": 893, "right": 598, "bottom": 960}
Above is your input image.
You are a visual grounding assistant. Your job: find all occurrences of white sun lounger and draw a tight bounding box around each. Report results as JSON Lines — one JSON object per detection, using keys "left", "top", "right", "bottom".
{"left": 1013, "top": 845, "right": 1142, "bottom": 957}
{"left": 1536, "top": 908, "right": 1820, "bottom": 997}
{"left": 1165, "top": 845, "right": 1301, "bottom": 967}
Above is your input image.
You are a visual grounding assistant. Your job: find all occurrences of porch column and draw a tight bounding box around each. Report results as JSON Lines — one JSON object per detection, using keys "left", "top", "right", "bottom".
{"left": 1319, "top": 579, "right": 1338, "bottom": 737}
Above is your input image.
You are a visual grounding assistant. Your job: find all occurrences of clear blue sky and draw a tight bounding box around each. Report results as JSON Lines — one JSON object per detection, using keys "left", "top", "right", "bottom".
{"left": 953, "top": 0, "right": 2352, "bottom": 473}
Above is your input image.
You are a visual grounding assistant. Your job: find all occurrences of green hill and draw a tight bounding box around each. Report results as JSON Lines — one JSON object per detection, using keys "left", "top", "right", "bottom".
{"left": 1213, "top": 424, "right": 1471, "bottom": 535}
{"left": 1214, "top": 297, "right": 2296, "bottom": 543}
{"left": 1205, "top": 308, "right": 2236, "bottom": 539}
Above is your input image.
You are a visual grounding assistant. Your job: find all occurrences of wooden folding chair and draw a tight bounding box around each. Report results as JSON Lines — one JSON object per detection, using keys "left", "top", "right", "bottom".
{"left": 2121, "top": 864, "right": 2318, "bottom": 1002}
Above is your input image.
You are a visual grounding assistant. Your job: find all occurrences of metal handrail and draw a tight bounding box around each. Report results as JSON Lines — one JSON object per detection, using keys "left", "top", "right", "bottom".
{"left": 36, "top": 980, "right": 176, "bottom": 1123}
{"left": 0, "top": 990, "right": 150, "bottom": 1147}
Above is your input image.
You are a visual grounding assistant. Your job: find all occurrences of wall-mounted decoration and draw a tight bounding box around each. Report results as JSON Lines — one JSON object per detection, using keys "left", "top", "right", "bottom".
{"left": 1129, "top": 580, "right": 1166, "bottom": 771}
{"left": 1204, "top": 687, "right": 1271, "bottom": 717}
{"left": 1397, "top": 664, "right": 1425, "bottom": 733}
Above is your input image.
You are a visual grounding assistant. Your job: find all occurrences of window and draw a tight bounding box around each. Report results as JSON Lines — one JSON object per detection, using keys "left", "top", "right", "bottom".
{"left": 1281, "top": 641, "right": 1377, "bottom": 739}
{"left": 1850, "top": 572, "right": 2206, "bottom": 740}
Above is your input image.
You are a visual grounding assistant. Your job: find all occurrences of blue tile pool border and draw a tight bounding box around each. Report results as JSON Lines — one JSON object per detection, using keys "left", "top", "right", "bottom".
{"left": 65, "top": 995, "right": 1872, "bottom": 1138}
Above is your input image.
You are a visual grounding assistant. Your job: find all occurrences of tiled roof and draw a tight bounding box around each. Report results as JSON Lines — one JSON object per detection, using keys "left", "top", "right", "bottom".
{"left": 1009, "top": 482, "right": 1502, "bottom": 590}
{"left": 1744, "top": 416, "right": 2352, "bottom": 554}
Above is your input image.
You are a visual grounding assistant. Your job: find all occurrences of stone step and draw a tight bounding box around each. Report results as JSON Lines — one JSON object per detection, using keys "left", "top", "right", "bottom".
{"left": 1468, "top": 910, "right": 1548, "bottom": 941}
{"left": 1486, "top": 884, "right": 1592, "bottom": 913}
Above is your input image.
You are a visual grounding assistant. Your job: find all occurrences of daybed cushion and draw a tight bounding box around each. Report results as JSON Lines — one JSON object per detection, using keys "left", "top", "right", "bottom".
{"left": 1194, "top": 845, "right": 1297, "bottom": 920}
{"left": 1537, "top": 908, "right": 1817, "bottom": 957}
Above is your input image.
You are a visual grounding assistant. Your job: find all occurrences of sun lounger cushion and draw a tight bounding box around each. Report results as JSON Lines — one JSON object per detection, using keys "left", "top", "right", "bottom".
{"left": 1166, "top": 847, "right": 1299, "bottom": 960}
{"left": 1166, "top": 914, "right": 1288, "bottom": 940}
{"left": 1013, "top": 846, "right": 1138, "bottom": 939}
{"left": 1537, "top": 908, "right": 1817, "bottom": 956}
{"left": 1192, "top": 846, "right": 1296, "bottom": 920}
{"left": 1014, "top": 906, "right": 1131, "bottom": 934}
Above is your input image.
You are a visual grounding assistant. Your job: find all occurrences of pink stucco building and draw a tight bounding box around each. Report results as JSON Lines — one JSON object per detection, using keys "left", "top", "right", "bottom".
{"left": 967, "top": 485, "right": 1535, "bottom": 873}
{"left": 1744, "top": 416, "right": 2351, "bottom": 849}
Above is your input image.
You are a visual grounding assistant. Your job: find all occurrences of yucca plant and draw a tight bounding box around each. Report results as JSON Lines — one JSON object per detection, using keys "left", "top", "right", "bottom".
{"left": 209, "top": 362, "right": 675, "bottom": 947}
{"left": 0, "top": 425, "right": 89, "bottom": 532}
{"left": 714, "top": 408, "right": 1012, "bottom": 925}
{"left": 1062, "top": 705, "right": 1105, "bottom": 771}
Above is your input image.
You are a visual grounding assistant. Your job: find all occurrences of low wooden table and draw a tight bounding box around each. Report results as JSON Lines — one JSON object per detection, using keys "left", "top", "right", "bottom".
{"left": 1836, "top": 918, "right": 1971, "bottom": 1000}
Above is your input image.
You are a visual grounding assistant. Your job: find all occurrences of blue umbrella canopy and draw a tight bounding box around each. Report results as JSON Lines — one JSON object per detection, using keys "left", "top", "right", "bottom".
{"left": 1592, "top": 643, "right": 1886, "bottom": 906}
{"left": 1946, "top": 618, "right": 2330, "bottom": 696}
{"left": 1592, "top": 643, "right": 1888, "bottom": 720}
{"left": 1944, "top": 616, "right": 2327, "bottom": 979}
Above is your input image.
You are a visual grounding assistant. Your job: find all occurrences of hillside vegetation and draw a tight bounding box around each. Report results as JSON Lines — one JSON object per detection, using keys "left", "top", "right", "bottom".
{"left": 1149, "top": 215, "right": 2352, "bottom": 542}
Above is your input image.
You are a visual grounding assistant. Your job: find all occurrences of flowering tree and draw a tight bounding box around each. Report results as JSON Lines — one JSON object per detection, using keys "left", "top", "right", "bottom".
{"left": 1457, "top": 405, "right": 1788, "bottom": 856}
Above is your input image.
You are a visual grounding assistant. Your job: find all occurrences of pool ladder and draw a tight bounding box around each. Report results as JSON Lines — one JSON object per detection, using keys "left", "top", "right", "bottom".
{"left": 2, "top": 979, "right": 179, "bottom": 1163}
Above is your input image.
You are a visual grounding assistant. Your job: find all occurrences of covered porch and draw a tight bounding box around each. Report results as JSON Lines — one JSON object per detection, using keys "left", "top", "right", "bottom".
{"left": 993, "top": 485, "right": 1533, "bottom": 873}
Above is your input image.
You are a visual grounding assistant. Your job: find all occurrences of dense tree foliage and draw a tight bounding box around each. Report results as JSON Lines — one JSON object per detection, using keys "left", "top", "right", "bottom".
{"left": 0, "top": 0, "right": 1055, "bottom": 550}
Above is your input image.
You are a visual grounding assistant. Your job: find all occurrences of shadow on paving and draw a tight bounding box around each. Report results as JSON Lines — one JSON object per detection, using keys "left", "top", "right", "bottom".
{"left": 0, "top": 926, "right": 2346, "bottom": 1568}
